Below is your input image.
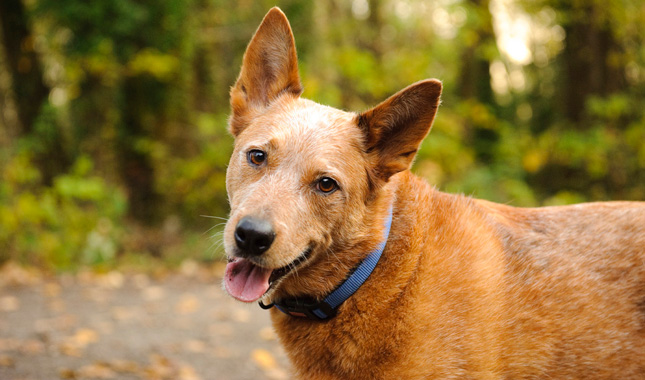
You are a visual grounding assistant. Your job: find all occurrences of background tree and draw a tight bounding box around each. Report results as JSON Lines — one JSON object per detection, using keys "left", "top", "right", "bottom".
{"left": 519, "top": 0, "right": 645, "bottom": 201}
{"left": 0, "top": 0, "right": 48, "bottom": 136}
{"left": 0, "top": 0, "right": 68, "bottom": 185}
{"left": 35, "top": 0, "right": 196, "bottom": 224}
{"left": 457, "top": 0, "right": 499, "bottom": 164}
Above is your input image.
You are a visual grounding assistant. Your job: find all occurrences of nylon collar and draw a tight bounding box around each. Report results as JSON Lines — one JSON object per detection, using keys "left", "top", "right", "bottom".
{"left": 258, "top": 205, "right": 393, "bottom": 321}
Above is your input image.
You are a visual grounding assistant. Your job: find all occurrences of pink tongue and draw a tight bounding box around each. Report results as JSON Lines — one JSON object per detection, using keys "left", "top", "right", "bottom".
{"left": 224, "top": 258, "right": 273, "bottom": 302}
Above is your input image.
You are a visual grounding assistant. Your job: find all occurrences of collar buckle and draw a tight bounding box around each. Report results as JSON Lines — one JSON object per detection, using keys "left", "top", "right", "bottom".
{"left": 273, "top": 297, "right": 337, "bottom": 320}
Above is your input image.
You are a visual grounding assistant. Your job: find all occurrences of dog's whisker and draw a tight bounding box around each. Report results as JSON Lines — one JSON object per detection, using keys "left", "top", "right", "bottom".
{"left": 206, "top": 239, "right": 226, "bottom": 259}
{"left": 202, "top": 223, "right": 227, "bottom": 236}
{"left": 210, "top": 238, "right": 224, "bottom": 248}
{"left": 209, "top": 230, "right": 225, "bottom": 239}
{"left": 200, "top": 215, "right": 228, "bottom": 221}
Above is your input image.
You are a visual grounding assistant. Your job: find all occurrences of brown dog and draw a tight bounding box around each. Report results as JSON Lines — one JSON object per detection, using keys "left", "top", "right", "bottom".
{"left": 222, "top": 7, "right": 645, "bottom": 379}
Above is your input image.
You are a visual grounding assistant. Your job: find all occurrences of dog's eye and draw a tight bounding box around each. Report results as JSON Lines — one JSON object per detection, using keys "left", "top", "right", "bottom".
{"left": 247, "top": 150, "right": 267, "bottom": 166}
{"left": 317, "top": 177, "right": 338, "bottom": 194}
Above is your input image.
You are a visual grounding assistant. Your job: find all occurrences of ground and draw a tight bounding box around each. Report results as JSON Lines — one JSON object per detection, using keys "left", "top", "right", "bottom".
{"left": 0, "top": 261, "right": 290, "bottom": 380}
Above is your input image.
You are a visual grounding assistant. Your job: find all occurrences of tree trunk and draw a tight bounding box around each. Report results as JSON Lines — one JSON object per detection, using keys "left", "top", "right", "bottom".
{"left": 0, "top": 0, "right": 48, "bottom": 136}
{"left": 457, "top": 0, "right": 498, "bottom": 163}
{"left": 0, "top": 0, "right": 68, "bottom": 185}
{"left": 457, "top": 0, "right": 495, "bottom": 104}
{"left": 117, "top": 77, "right": 160, "bottom": 225}
{"left": 561, "top": 2, "right": 626, "bottom": 124}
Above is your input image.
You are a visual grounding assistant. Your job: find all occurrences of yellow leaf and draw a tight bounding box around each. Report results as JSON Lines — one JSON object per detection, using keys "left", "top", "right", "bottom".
{"left": 175, "top": 294, "right": 200, "bottom": 315}
{"left": 178, "top": 365, "right": 202, "bottom": 380}
{"left": 59, "top": 343, "right": 83, "bottom": 357}
{"left": 0, "top": 262, "right": 40, "bottom": 287}
{"left": 99, "top": 271, "right": 125, "bottom": 289}
{"left": 44, "top": 282, "right": 61, "bottom": 297}
{"left": 142, "top": 286, "right": 165, "bottom": 301}
{"left": 77, "top": 362, "right": 116, "bottom": 379}
{"left": 0, "top": 296, "right": 19, "bottom": 312}
{"left": 232, "top": 308, "right": 250, "bottom": 323}
{"left": 59, "top": 368, "right": 77, "bottom": 379}
{"left": 0, "top": 355, "right": 15, "bottom": 368}
{"left": 74, "top": 328, "right": 99, "bottom": 345}
{"left": 184, "top": 339, "right": 206, "bottom": 353}
{"left": 251, "top": 348, "right": 277, "bottom": 371}
{"left": 109, "top": 359, "right": 140, "bottom": 374}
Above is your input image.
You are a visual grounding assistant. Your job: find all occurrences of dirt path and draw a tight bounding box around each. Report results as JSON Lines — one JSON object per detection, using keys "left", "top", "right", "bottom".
{"left": 0, "top": 262, "right": 290, "bottom": 380}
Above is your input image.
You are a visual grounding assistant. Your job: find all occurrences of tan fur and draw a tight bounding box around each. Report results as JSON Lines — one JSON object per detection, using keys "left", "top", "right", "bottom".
{"left": 223, "top": 8, "right": 645, "bottom": 379}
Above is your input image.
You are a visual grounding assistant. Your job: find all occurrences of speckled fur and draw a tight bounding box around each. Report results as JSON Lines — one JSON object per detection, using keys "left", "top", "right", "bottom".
{"left": 223, "top": 7, "right": 645, "bottom": 379}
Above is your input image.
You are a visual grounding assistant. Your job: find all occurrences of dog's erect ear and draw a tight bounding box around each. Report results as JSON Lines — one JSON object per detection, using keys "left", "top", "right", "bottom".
{"left": 358, "top": 79, "right": 442, "bottom": 181}
{"left": 229, "top": 7, "right": 302, "bottom": 136}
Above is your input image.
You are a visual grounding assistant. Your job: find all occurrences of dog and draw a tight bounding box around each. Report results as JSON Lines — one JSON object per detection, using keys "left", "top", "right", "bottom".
{"left": 222, "top": 7, "right": 645, "bottom": 379}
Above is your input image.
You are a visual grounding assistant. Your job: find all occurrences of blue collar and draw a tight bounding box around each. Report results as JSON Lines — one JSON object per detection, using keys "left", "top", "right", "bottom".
{"left": 259, "top": 205, "right": 393, "bottom": 321}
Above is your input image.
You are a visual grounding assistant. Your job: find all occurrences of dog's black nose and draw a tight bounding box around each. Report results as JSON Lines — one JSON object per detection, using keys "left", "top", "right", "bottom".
{"left": 234, "top": 216, "right": 275, "bottom": 257}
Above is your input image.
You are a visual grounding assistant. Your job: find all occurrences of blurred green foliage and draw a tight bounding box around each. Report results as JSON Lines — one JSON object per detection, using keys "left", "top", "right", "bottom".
{"left": 0, "top": 0, "right": 643, "bottom": 269}
{"left": 0, "top": 151, "right": 126, "bottom": 268}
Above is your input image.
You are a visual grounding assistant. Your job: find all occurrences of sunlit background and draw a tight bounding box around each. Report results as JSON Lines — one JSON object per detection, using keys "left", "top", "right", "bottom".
{"left": 1, "top": 0, "right": 644, "bottom": 269}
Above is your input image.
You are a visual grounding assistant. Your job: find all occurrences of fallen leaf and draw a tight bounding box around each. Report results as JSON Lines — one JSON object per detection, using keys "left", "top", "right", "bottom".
{"left": 252, "top": 348, "right": 288, "bottom": 380}
{"left": 59, "top": 368, "right": 77, "bottom": 379}
{"left": 178, "top": 365, "right": 202, "bottom": 380}
{"left": 232, "top": 308, "right": 250, "bottom": 323}
{"left": 77, "top": 362, "right": 116, "bottom": 379}
{"left": 109, "top": 359, "right": 140, "bottom": 374}
{"left": 59, "top": 328, "right": 99, "bottom": 357}
{"left": 0, "top": 355, "right": 15, "bottom": 368}
{"left": 44, "top": 282, "right": 61, "bottom": 297}
{"left": 74, "top": 328, "right": 99, "bottom": 346}
{"left": 144, "top": 354, "right": 175, "bottom": 379}
{"left": 0, "top": 261, "right": 40, "bottom": 287}
{"left": 99, "top": 271, "right": 125, "bottom": 289}
{"left": 0, "top": 296, "right": 19, "bottom": 312}
{"left": 184, "top": 339, "right": 206, "bottom": 353}
{"left": 251, "top": 348, "right": 277, "bottom": 371}
{"left": 142, "top": 286, "right": 165, "bottom": 301}
{"left": 59, "top": 342, "right": 83, "bottom": 357}
{"left": 175, "top": 294, "right": 200, "bottom": 315}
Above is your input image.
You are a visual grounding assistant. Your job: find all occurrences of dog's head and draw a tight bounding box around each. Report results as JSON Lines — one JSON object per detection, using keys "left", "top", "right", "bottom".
{"left": 222, "top": 8, "right": 441, "bottom": 303}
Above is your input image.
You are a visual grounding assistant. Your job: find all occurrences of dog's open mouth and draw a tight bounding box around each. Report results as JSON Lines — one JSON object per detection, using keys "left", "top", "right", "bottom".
{"left": 224, "top": 248, "right": 312, "bottom": 303}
